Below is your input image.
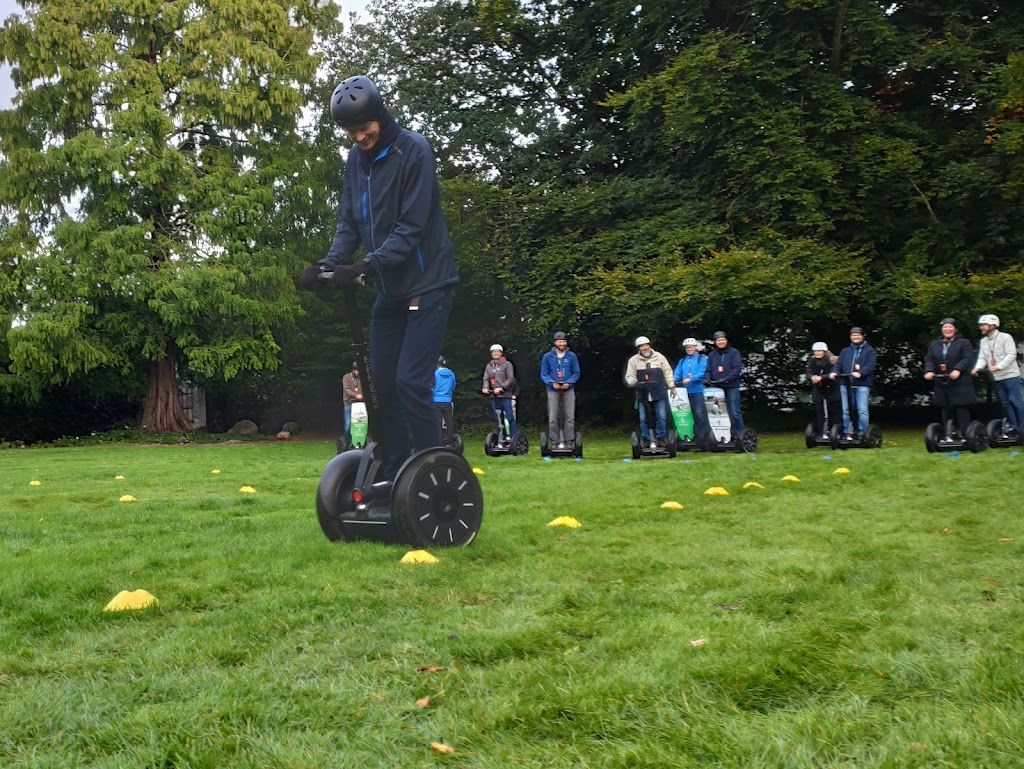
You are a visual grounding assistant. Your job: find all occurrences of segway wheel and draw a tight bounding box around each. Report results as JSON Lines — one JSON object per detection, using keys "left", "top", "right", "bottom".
{"left": 966, "top": 421, "right": 989, "bottom": 453}
{"left": 924, "top": 423, "right": 940, "bottom": 453}
{"left": 630, "top": 432, "right": 641, "bottom": 459}
{"left": 335, "top": 435, "right": 349, "bottom": 455}
{"left": 451, "top": 433, "right": 464, "bottom": 456}
{"left": 829, "top": 424, "right": 845, "bottom": 451}
{"left": 706, "top": 431, "right": 724, "bottom": 453}
{"left": 315, "top": 449, "right": 365, "bottom": 541}
{"left": 986, "top": 419, "right": 1004, "bottom": 445}
{"left": 666, "top": 429, "right": 678, "bottom": 458}
{"left": 484, "top": 431, "right": 499, "bottom": 456}
{"left": 696, "top": 427, "right": 714, "bottom": 452}
{"left": 863, "top": 424, "right": 883, "bottom": 449}
{"left": 392, "top": 449, "right": 483, "bottom": 547}
{"left": 510, "top": 433, "right": 529, "bottom": 456}
{"left": 738, "top": 427, "right": 759, "bottom": 453}
{"left": 573, "top": 431, "right": 583, "bottom": 458}
{"left": 804, "top": 423, "right": 816, "bottom": 449}
{"left": 539, "top": 431, "right": 549, "bottom": 457}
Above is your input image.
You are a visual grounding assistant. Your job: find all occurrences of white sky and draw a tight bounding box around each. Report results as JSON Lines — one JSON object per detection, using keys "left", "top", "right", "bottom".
{"left": 0, "top": 0, "right": 368, "bottom": 109}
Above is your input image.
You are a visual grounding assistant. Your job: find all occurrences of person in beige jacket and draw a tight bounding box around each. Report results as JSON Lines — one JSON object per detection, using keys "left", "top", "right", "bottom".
{"left": 972, "top": 313, "right": 1024, "bottom": 438}
{"left": 624, "top": 336, "right": 676, "bottom": 448}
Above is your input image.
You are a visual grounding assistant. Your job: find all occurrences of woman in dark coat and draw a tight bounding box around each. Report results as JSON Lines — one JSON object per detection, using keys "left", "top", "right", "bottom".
{"left": 923, "top": 318, "right": 976, "bottom": 433}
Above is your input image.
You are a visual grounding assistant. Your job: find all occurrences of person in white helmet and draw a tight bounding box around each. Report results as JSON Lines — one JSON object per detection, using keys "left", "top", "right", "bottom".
{"left": 806, "top": 342, "right": 840, "bottom": 437}
{"left": 673, "top": 337, "right": 709, "bottom": 439}
{"left": 482, "top": 343, "right": 519, "bottom": 439}
{"left": 625, "top": 336, "right": 676, "bottom": 449}
{"left": 971, "top": 314, "right": 1023, "bottom": 438}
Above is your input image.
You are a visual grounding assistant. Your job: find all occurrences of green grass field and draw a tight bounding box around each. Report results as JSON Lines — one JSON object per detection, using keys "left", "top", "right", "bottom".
{"left": 2, "top": 433, "right": 1024, "bottom": 768}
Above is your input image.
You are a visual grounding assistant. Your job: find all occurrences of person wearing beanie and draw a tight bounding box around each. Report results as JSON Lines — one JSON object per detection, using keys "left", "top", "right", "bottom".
{"left": 539, "top": 331, "right": 581, "bottom": 449}
{"left": 341, "top": 361, "right": 363, "bottom": 447}
{"left": 625, "top": 336, "right": 676, "bottom": 449}
{"left": 830, "top": 327, "right": 877, "bottom": 440}
{"left": 298, "top": 76, "right": 459, "bottom": 480}
{"left": 705, "top": 331, "right": 746, "bottom": 439}
{"left": 806, "top": 342, "right": 841, "bottom": 437}
{"left": 432, "top": 355, "right": 457, "bottom": 447}
{"left": 971, "top": 314, "right": 1023, "bottom": 438}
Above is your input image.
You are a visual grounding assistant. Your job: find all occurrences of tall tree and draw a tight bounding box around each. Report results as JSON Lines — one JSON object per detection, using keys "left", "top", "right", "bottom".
{"left": 0, "top": 0, "right": 341, "bottom": 431}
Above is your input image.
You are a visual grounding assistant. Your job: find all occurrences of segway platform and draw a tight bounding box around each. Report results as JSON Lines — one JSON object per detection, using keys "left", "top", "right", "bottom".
{"left": 925, "top": 419, "right": 988, "bottom": 453}
{"left": 828, "top": 423, "right": 882, "bottom": 450}
{"left": 700, "top": 387, "right": 758, "bottom": 453}
{"left": 540, "top": 431, "right": 583, "bottom": 458}
{"left": 985, "top": 418, "right": 1023, "bottom": 449}
{"left": 630, "top": 398, "right": 677, "bottom": 459}
{"left": 483, "top": 394, "right": 528, "bottom": 456}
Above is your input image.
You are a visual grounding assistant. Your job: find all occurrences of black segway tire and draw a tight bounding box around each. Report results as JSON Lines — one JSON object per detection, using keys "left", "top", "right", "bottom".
{"left": 511, "top": 433, "right": 529, "bottom": 456}
{"left": 392, "top": 449, "right": 484, "bottom": 548}
{"left": 924, "top": 423, "right": 940, "bottom": 453}
{"left": 574, "top": 431, "right": 583, "bottom": 458}
{"left": 484, "top": 431, "right": 499, "bottom": 456}
{"left": 706, "top": 431, "right": 724, "bottom": 453}
{"left": 805, "top": 423, "right": 816, "bottom": 449}
{"left": 630, "top": 432, "right": 641, "bottom": 459}
{"left": 966, "top": 421, "right": 988, "bottom": 453}
{"left": 696, "top": 427, "right": 714, "bottom": 452}
{"left": 315, "top": 449, "right": 364, "bottom": 541}
{"left": 986, "top": 419, "right": 1004, "bottom": 445}
{"left": 451, "top": 433, "right": 464, "bottom": 456}
{"left": 738, "top": 427, "right": 758, "bottom": 453}
{"left": 863, "top": 424, "right": 883, "bottom": 449}
{"left": 829, "top": 424, "right": 845, "bottom": 451}
{"left": 666, "top": 429, "right": 678, "bottom": 458}
{"left": 539, "top": 431, "right": 549, "bottom": 457}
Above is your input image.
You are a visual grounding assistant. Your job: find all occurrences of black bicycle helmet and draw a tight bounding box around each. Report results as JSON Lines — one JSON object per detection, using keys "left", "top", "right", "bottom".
{"left": 330, "top": 76, "right": 384, "bottom": 127}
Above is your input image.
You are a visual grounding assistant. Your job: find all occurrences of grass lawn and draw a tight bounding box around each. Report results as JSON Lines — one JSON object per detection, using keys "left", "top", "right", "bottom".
{"left": 2, "top": 431, "right": 1023, "bottom": 768}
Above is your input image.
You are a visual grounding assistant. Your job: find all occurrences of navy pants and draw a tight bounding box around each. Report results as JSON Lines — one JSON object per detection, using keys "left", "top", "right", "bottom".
{"left": 370, "top": 287, "right": 454, "bottom": 477}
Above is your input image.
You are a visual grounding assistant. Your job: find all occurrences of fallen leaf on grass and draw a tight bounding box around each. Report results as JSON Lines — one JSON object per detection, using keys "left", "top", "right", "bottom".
{"left": 999, "top": 538, "right": 1013, "bottom": 542}
{"left": 419, "top": 666, "right": 445, "bottom": 673}
{"left": 430, "top": 742, "right": 455, "bottom": 755}
{"left": 941, "top": 528, "right": 949, "bottom": 535}
{"left": 713, "top": 603, "right": 741, "bottom": 611}
{"left": 690, "top": 639, "right": 707, "bottom": 647}
{"left": 985, "top": 578, "right": 999, "bottom": 586}
{"left": 415, "top": 696, "right": 431, "bottom": 708}
{"left": 929, "top": 552, "right": 942, "bottom": 558}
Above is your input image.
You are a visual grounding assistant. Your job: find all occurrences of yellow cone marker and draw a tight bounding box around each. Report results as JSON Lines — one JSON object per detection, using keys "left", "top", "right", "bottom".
{"left": 661, "top": 501, "right": 684, "bottom": 510}
{"left": 114, "top": 475, "right": 125, "bottom": 480}
{"left": 211, "top": 469, "right": 221, "bottom": 474}
{"left": 400, "top": 549, "right": 439, "bottom": 564}
{"left": 119, "top": 495, "right": 136, "bottom": 503}
{"left": 743, "top": 482, "right": 765, "bottom": 489}
{"left": 472, "top": 467, "right": 485, "bottom": 475}
{"left": 704, "top": 487, "right": 730, "bottom": 496}
{"left": 29, "top": 480, "right": 41, "bottom": 486}
{"left": 104, "top": 589, "right": 159, "bottom": 612}
{"left": 547, "top": 516, "right": 583, "bottom": 527}
{"left": 781, "top": 475, "right": 800, "bottom": 482}
{"left": 239, "top": 486, "right": 256, "bottom": 493}
{"left": 832, "top": 467, "right": 851, "bottom": 475}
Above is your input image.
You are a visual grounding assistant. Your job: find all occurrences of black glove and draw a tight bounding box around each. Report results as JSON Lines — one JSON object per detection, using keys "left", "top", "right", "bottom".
{"left": 298, "top": 265, "right": 325, "bottom": 292}
{"left": 331, "top": 259, "right": 378, "bottom": 286}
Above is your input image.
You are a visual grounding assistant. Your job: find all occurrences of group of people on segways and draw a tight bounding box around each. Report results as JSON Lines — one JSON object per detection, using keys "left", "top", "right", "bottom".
{"left": 625, "top": 331, "right": 757, "bottom": 457}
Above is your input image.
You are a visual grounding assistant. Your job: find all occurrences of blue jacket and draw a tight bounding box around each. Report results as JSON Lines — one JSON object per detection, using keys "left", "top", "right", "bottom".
{"left": 432, "top": 367, "right": 456, "bottom": 403}
{"left": 673, "top": 354, "right": 707, "bottom": 395}
{"left": 539, "top": 348, "right": 580, "bottom": 391}
{"left": 706, "top": 346, "right": 742, "bottom": 388}
{"left": 321, "top": 129, "right": 459, "bottom": 301}
{"left": 833, "top": 342, "right": 876, "bottom": 388}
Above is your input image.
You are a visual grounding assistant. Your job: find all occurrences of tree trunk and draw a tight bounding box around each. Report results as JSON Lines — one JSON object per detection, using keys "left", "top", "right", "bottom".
{"left": 140, "top": 341, "right": 193, "bottom": 434}
{"left": 831, "top": 0, "right": 851, "bottom": 74}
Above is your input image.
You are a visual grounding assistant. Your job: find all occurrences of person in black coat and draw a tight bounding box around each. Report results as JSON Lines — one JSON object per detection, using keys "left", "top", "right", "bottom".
{"left": 806, "top": 342, "right": 842, "bottom": 437}
{"left": 923, "top": 318, "right": 976, "bottom": 433}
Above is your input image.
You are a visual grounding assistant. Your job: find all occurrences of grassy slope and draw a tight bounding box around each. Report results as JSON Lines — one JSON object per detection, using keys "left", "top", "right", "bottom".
{"left": 1, "top": 433, "right": 1023, "bottom": 768}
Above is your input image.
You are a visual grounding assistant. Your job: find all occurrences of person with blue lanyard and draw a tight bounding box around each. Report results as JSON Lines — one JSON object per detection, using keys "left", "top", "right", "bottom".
{"left": 540, "top": 331, "right": 581, "bottom": 449}
{"left": 297, "top": 76, "right": 458, "bottom": 481}
{"left": 673, "top": 338, "right": 709, "bottom": 439}
{"left": 830, "top": 327, "right": 877, "bottom": 440}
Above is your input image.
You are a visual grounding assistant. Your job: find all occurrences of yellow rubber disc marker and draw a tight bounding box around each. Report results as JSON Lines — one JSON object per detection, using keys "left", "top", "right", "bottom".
{"left": 832, "top": 467, "right": 851, "bottom": 475}
{"left": 114, "top": 475, "right": 125, "bottom": 480}
{"left": 104, "top": 589, "right": 159, "bottom": 612}
{"left": 29, "top": 480, "right": 41, "bottom": 486}
{"left": 743, "top": 482, "right": 765, "bottom": 489}
{"left": 781, "top": 475, "right": 801, "bottom": 482}
{"left": 661, "top": 501, "right": 684, "bottom": 510}
{"left": 400, "top": 550, "right": 439, "bottom": 564}
{"left": 239, "top": 486, "right": 256, "bottom": 493}
{"left": 547, "top": 516, "right": 583, "bottom": 527}
{"left": 472, "top": 467, "right": 485, "bottom": 475}
{"left": 211, "top": 469, "right": 221, "bottom": 474}
{"left": 119, "top": 495, "right": 136, "bottom": 503}
{"left": 704, "top": 487, "right": 730, "bottom": 496}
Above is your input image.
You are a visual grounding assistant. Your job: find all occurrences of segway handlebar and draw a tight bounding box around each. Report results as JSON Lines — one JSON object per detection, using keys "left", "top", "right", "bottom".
{"left": 317, "top": 270, "right": 366, "bottom": 287}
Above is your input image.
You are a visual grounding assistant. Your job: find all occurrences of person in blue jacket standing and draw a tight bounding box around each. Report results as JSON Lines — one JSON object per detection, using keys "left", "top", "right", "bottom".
{"left": 432, "top": 356, "right": 457, "bottom": 447}
{"left": 673, "top": 337, "right": 709, "bottom": 440}
{"left": 830, "top": 326, "right": 877, "bottom": 440}
{"left": 539, "top": 331, "right": 581, "bottom": 448}
{"left": 298, "top": 75, "right": 458, "bottom": 481}
{"left": 705, "top": 331, "right": 745, "bottom": 439}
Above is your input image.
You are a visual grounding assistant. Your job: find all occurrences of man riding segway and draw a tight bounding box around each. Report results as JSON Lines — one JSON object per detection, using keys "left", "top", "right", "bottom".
{"left": 539, "top": 331, "right": 582, "bottom": 457}
{"left": 923, "top": 318, "right": 987, "bottom": 453}
{"left": 625, "top": 336, "right": 677, "bottom": 458}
